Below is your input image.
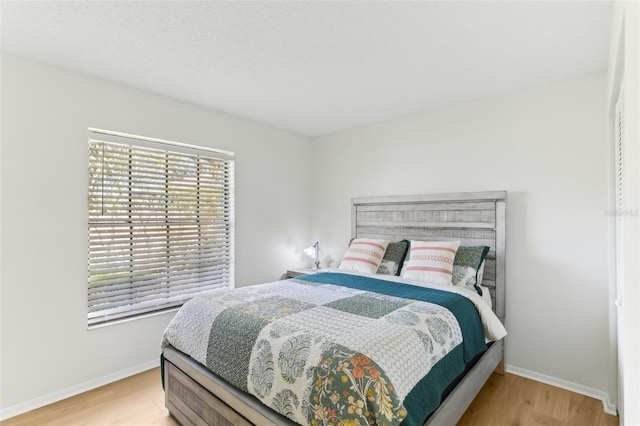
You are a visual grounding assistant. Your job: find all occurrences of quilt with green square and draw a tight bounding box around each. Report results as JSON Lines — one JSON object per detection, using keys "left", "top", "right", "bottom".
{"left": 162, "top": 272, "right": 487, "bottom": 426}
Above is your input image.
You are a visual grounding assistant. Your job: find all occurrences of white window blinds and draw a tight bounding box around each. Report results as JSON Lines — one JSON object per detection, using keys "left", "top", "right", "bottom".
{"left": 87, "top": 129, "right": 234, "bottom": 326}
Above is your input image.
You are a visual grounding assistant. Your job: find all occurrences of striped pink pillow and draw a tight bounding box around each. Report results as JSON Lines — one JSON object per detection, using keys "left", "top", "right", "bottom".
{"left": 402, "top": 240, "right": 461, "bottom": 285}
{"left": 338, "top": 238, "right": 389, "bottom": 274}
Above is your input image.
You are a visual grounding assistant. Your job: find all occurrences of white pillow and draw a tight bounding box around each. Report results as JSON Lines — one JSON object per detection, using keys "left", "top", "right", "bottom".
{"left": 338, "top": 238, "right": 389, "bottom": 274}
{"left": 402, "top": 240, "right": 461, "bottom": 285}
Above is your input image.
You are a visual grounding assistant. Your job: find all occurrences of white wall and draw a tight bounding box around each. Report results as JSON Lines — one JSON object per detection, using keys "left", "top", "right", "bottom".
{"left": 0, "top": 55, "right": 312, "bottom": 416}
{"left": 608, "top": 2, "right": 640, "bottom": 424}
{"left": 311, "top": 74, "right": 613, "bottom": 405}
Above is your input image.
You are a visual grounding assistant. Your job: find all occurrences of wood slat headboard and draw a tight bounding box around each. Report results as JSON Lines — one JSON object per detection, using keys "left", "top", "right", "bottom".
{"left": 351, "top": 191, "right": 506, "bottom": 322}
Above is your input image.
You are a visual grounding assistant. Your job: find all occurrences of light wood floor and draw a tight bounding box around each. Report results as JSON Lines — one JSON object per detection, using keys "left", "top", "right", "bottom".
{"left": 1, "top": 369, "right": 618, "bottom": 426}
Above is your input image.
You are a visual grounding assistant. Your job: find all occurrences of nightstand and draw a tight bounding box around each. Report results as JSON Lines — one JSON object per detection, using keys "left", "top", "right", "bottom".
{"left": 286, "top": 268, "right": 316, "bottom": 278}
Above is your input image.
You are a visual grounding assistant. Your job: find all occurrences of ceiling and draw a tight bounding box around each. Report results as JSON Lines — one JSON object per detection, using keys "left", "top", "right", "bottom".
{"left": 1, "top": 1, "right": 613, "bottom": 137}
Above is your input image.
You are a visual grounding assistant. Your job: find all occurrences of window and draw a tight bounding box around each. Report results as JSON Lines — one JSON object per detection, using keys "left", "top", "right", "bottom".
{"left": 87, "top": 129, "right": 234, "bottom": 326}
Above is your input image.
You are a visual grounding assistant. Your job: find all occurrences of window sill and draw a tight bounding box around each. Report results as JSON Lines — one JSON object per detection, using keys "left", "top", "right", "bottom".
{"left": 87, "top": 307, "right": 180, "bottom": 330}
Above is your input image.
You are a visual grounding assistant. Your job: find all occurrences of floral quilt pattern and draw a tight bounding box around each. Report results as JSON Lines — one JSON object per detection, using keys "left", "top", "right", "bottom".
{"left": 305, "top": 345, "right": 404, "bottom": 426}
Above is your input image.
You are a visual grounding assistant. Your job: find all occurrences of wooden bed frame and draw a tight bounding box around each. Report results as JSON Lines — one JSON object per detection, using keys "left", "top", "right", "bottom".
{"left": 163, "top": 191, "right": 507, "bottom": 426}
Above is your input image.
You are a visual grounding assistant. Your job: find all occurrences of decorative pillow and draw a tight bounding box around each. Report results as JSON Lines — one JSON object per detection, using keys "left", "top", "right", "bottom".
{"left": 401, "top": 240, "right": 460, "bottom": 285}
{"left": 452, "top": 265, "right": 476, "bottom": 287}
{"left": 452, "top": 265, "right": 483, "bottom": 294}
{"left": 338, "top": 238, "right": 389, "bottom": 274}
{"left": 377, "top": 260, "right": 399, "bottom": 276}
{"left": 376, "top": 239, "right": 410, "bottom": 276}
{"left": 452, "top": 246, "right": 490, "bottom": 295}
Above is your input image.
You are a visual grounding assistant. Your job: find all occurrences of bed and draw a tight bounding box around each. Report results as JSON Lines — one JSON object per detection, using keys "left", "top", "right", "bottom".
{"left": 161, "top": 191, "right": 507, "bottom": 426}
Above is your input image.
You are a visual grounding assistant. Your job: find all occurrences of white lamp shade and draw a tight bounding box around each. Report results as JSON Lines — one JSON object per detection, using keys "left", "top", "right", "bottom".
{"left": 304, "top": 246, "right": 317, "bottom": 258}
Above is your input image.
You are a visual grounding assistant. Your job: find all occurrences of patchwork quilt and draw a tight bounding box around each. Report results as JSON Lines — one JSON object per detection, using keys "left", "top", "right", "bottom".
{"left": 161, "top": 272, "right": 491, "bottom": 426}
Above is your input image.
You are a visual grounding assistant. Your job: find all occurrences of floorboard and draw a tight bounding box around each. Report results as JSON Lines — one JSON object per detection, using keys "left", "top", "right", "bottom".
{"left": 458, "top": 373, "right": 618, "bottom": 426}
{"left": 1, "top": 369, "right": 618, "bottom": 426}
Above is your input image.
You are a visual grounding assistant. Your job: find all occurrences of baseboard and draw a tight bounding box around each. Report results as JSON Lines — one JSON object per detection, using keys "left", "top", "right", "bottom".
{"left": 506, "top": 364, "right": 617, "bottom": 416}
{"left": 0, "top": 359, "right": 159, "bottom": 421}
